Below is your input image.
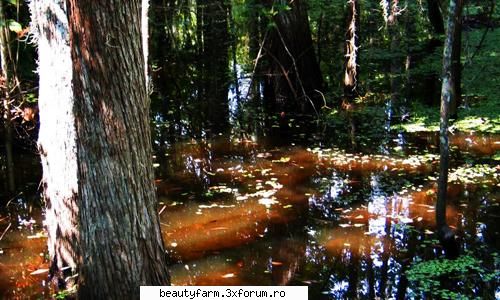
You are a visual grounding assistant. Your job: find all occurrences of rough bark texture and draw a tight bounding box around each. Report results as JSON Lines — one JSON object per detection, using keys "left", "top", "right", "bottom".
{"left": 263, "top": 0, "right": 323, "bottom": 114}
{"left": 29, "top": 0, "right": 80, "bottom": 278}
{"left": 67, "top": 1, "right": 170, "bottom": 298}
{"left": 436, "top": 0, "right": 460, "bottom": 258}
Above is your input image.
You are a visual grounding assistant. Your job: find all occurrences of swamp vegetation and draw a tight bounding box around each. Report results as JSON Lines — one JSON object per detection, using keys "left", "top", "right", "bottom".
{"left": 0, "top": 0, "right": 499, "bottom": 298}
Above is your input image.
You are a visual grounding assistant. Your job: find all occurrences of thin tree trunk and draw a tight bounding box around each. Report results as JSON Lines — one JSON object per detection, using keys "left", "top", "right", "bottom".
{"left": 450, "top": 0, "right": 463, "bottom": 119}
{"left": 0, "top": 0, "right": 15, "bottom": 194}
{"left": 29, "top": 0, "right": 80, "bottom": 283}
{"left": 344, "top": 0, "right": 359, "bottom": 101}
{"left": 436, "top": 0, "right": 461, "bottom": 257}
{"left": 67, "top": 1, "right": 170, "bottom": 297}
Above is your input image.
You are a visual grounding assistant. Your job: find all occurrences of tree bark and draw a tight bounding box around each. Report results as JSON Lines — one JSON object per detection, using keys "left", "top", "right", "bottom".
{"left": 343, "top": 0, "right": 359, "bottom": 101}
{"left": 29, "top": 0, "right": 80, "bottom": 282}
{"left": 436, "top": 0, "right": 461, "bottom": 258}
{"left": 263, "top": 0, "right": 323, "bottom": 114}
{"left": 450, "top": 0, "right": 463, "bottom": 119}
{"left": 67, "top": 1, "right": 170, "bottom": 297}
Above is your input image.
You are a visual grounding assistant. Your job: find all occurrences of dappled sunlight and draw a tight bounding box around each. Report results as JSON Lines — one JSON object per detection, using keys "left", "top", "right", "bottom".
{"left": 2, "top": 126, "right": 498, "bottom": 297}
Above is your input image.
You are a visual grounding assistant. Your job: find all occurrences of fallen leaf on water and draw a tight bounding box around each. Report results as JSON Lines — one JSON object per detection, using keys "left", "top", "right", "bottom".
{"left": 271, "top": 261, "right": 283, "bottom": 266}
{"left": 258, "top": 198, "right": 277, "bottom": 206}
{"left": 339, "top": 224, "right": 351, "bottom": 228}
{"left": 210, "top": 227, "right": 229, "bottom": 231}
{"left": 30, "top": 269, "right": 49, "bottom": 276}
{"left": 27, "top": 232, "right": 46, "bottom": 239}
{"left": 399, "top": 217, "right": 413, "bottom": 224}
{"left": 222, "top": 273, "right": 236, "bottom": 278}
{"left": 424, "top": 230, "right": 434, "bottom": 235}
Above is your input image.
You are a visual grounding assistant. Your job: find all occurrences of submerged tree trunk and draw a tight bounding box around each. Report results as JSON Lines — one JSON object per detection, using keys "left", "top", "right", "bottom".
{"left": 436, "top": 0, "right": 461, "bottom": 258}
{"left": 0, "top": 0, "right": 15, "bottom": 194}
{"left": 29, "top": 0, "right": 79, "bottom": 283}
{"left": 343, "top": 0, "right": 359, "bottom": 102}
{"left": 67, "top": 1, "right": 170, "bottom": 297}
{"left": 263, "top": 0, "right": 323, "bottom": 115}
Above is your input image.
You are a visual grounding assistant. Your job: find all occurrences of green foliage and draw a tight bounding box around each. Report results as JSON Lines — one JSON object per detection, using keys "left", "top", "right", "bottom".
{"left": 393, "top": 27, "right": 500, "bottom": 134}
{"left": 406, "top": 254, "right": 500, "bottom": 299}
{"left": 2, "top": 0, "right": 19, "bottom": 6}
{"left": 7, "top": 19, "right": 21, "bottom": 33}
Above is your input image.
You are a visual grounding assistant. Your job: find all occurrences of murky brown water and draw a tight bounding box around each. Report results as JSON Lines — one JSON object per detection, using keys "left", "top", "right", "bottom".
{"left": 0, "top": 129, "right": 498, "bottom": 299}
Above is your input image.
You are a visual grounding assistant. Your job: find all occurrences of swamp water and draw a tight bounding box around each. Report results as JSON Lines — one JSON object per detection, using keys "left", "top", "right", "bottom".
{"left": 0, "top": 117, "right": 498, "bottom": 299}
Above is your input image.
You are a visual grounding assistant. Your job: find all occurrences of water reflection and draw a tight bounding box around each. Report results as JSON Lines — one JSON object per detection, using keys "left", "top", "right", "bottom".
{"left": 0, "top": 129, "right": 498, "bottom": 298}
{"left": 152, "top": 132, "right": 498, "bottom": 299}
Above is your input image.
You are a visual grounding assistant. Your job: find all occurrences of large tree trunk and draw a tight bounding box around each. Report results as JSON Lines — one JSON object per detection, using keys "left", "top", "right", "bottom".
{"left": 263, "top": 0, "right": 323, "bottom": 115}
{"left": 436, "top": 0, "right": 461, "bottom": 258}
{"left": 67, "top": 1, "right": 170, "bottom": 297}
{"left": 66, "top": 1, "right": 170, "bottom": 297}
{"left": 29, "top": 0, "right": 80, "bottom": 282}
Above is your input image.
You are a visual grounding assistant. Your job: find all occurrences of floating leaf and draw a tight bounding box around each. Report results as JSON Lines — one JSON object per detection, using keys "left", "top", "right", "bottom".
{"left": 210, "top": 227, "right": 228, "bottom": 231}
{"left": 30, "top": 269, "right": 49, "bottom": 276}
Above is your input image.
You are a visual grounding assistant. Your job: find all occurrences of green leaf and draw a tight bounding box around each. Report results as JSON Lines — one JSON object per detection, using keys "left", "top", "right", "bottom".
{"left": 3, "top": 0, "right": 18, "bottom": 6}
{"left": 7, "top": 20, "right": 22, "bottom": 33}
